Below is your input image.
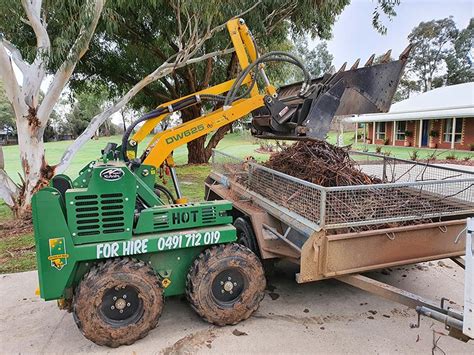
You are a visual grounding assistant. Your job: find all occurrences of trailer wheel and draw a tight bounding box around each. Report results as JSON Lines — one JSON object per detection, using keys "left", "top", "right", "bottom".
{"left": 234, "top": 217, "right": 260, "bottom": 257}
{"left": 186, "top": 243, "right": 266, "bottom": 326}
{"left": 73, "top": 258, "right": 163, "bottom": 347}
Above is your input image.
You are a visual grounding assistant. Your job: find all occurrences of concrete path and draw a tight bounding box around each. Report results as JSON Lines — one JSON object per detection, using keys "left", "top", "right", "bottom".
{"left": 1, "top": 260, "right": 473, "bottom": 354}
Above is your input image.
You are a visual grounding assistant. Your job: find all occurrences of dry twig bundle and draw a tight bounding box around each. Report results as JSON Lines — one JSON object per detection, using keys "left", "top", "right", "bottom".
{"left": 265, "top": 140, "right": 380, "bottom": 187}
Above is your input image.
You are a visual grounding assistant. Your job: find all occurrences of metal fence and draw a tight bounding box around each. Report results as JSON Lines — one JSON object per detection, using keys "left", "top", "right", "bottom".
{"left": 212, "top": 150, "right": 474, "bottom": 230}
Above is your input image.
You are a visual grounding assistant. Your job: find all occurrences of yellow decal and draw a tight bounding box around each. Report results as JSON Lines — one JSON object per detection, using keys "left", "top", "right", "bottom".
{"left": 48, "top": 238, "right": 69, "bottom": 270}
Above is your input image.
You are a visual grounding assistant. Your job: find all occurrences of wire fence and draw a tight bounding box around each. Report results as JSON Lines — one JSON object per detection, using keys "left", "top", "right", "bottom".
{"left": 212, "top": 150, "right": 474, "bottom": 230}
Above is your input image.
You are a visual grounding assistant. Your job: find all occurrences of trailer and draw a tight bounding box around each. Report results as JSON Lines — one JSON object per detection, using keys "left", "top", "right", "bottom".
{"left": 205, "top": 149, "right": 474, "bottom": 340}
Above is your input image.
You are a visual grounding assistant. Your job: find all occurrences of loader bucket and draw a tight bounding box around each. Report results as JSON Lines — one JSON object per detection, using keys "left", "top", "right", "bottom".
{"left": 251, "top": 45, "right": 412, "bottom": 140}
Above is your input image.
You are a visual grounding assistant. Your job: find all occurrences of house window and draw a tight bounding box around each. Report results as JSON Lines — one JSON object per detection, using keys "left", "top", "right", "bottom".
{"left": 443, "top": 118, "right": 463, "bottom": 143}
{"left": 376, "top": 122, "right": 386, "bottom": 140}
{"left": 395, "top": 121, "right": 406, "bottom": 140}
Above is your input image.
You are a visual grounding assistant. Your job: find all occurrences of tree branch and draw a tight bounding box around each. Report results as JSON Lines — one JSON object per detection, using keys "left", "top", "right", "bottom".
{"left": 55, "top": 0, "right": 254, "bottom": 172}
{"left": 201, "top": 57, "right": 213, "bottom": 89}
{"left": 0, "top": 171, "right": 19, "bottom": 208}
{"left": 162, "top": 48, "right": 235, "bottom": 69}
{"left": 0, "top": 41, "right": 25, "bottom": 115}
{"left": 21, "top": 0, "right": 51, "bottom": 106}
{"left": 55, "top": 63, "right": 172, "bottom": 173}
{"left": 21, "top": 0, "right": 50, "bottom": 53}
{"left": 56, "top": 47, "right": 234, "bottom": 173}
{"left": 37, "top": 0, "right": 105, "bottom": 125}
{"left": 0, "top": 148, "right": 19, "bottom": 208}
{"left": 2, "top": 39, "right": 29, "bottom": 74}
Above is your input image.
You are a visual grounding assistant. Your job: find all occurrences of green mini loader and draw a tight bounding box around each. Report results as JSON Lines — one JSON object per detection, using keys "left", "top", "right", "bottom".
{"left": 32, "top": 156, "right": 266, "bottom": 347}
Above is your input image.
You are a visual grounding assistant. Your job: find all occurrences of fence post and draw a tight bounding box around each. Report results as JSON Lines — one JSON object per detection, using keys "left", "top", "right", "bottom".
{"left": 320, "top": 189, "right": 327, "bottom": 228}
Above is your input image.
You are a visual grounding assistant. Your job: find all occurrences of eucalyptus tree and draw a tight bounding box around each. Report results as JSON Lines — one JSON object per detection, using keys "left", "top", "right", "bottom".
{"left": 71, "top": 0, "right": 399, "bottom": 163}
{"left": 407, "top": 17, "right": 459, "bottom": 92}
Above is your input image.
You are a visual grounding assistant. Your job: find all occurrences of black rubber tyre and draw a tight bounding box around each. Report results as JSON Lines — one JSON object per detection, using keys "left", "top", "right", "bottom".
{"left": 73, "top": 258, "right": 164, "bottom": 347}
{"left": 186, "top": 243, "right": 266, "bottom": 326}
{"left": 233, "top": 217, "right": 260, "bottom": 257}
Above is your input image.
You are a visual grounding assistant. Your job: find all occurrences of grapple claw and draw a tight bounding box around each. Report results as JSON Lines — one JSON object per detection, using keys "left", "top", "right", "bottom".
{"left": 251, "top": 45, "right": 411, "bottom": 140}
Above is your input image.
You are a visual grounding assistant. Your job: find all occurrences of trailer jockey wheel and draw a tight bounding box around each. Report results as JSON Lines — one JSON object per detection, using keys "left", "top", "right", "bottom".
{"left": 233, "top": 217, "right": 260, "bottom": 257}
{"left": 186, "top": 243, "right": 266, "bottom": 326}
{"left": 73, "top": 258, "right": 163, "bottom": 347}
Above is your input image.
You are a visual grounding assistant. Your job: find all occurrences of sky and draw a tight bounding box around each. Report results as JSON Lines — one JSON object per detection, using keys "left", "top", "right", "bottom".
{"left": 310, "top": 0, "right": 474, "bottom": 68}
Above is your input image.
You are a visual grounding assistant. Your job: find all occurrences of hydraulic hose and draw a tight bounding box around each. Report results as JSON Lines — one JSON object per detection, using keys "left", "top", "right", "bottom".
{"left": 121, "top": 93, "right": 237, "bottom": 162}
{"left": 224, "top": 51, "right": 311, "bottom": 107}
{"left": 226, "top": 57, "right": 307, "bottom": 106}
{"left": 154, "top": 184, "right": 175, "bottom": 204}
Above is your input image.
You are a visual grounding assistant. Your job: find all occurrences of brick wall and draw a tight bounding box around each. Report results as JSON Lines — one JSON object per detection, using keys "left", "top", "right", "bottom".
{"left": 364, "top": 118, "right": 473, "bottom": 150}
{"left": 436, "top": 118, "right": 473, "bottom": 150}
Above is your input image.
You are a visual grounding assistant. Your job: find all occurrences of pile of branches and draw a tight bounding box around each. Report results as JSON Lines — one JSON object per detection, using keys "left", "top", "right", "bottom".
{"left": 264, "top": 140, "right": 381, "bottom": 187}
{"left": 260, "top": 140, "right": 444, "bottom": 233}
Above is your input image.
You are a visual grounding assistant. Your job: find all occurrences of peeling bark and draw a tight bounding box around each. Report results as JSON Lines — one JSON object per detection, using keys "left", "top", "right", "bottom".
{"left": 0, "top": 168, "right": 19, "bottom": 209}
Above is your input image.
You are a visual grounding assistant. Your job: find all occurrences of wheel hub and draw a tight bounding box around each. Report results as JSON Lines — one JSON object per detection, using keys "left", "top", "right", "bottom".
{"left": 100, "top": 285, "right": 143, "bottom": 325}
{"left": 223, "top": 281, "right": 234, "bottom": 292}
{"left": 115, "top": 298, "right": 127, "bottom": 310}
{"left": 211, "top": 268, "right": 246, "bottom": 304}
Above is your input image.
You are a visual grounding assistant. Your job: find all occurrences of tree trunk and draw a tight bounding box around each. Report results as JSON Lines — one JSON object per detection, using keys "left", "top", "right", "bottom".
{"left": 14, "top": 108, "right": 54, "bottom": 217}
{"left": 187, "top": 136, "right": 208, "bottom": 164}
{"left": 182, "top": 52, "right": 239, "bottom": 164}
{"left": 181, "top": 105, "right": 208, "bottom": 164}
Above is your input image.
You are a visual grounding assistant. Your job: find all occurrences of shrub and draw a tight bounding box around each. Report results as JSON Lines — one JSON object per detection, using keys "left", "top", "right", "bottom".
{"left": 463, "top": 156, "right": 471, "bottom": 161}
{"left": 409, "top": 149, "right": 419, "bottom": 161}
{"left": 429, "top": 130, "right": 439, "bottom": 138}
{"left": 375, "top": 146, "right": 383, "bottom": 154}
{"left": 445, "top": 153, "right": 457, "bottom": 160}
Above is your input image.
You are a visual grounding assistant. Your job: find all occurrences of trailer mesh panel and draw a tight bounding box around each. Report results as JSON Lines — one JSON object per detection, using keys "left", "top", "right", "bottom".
{"left": 212, "top": 150, "right": 474, "bottom": 229}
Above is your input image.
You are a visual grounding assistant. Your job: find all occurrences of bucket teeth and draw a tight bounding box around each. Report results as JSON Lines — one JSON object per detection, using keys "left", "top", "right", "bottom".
{"left": 338, "top": 62, "right": 347, "bottom": 73}
{"left": 364, "top": 54, "right": 375, "bottom": 67}
{"left": 399, "top": 43, "right": 414, "bottom": 61}
{"left": 381, "top": 49, "right": 392, "bottom": 63}
{"left": 350, "top": 58, "right": 360, "bottom": 70}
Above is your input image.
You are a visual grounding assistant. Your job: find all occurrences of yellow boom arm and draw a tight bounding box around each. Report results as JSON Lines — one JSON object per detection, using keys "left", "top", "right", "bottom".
{"left": 129, "top": 18, "right": 274, "bottom": 154}
{"left": 125, "top": 19, "right": 275, "bottom": 202}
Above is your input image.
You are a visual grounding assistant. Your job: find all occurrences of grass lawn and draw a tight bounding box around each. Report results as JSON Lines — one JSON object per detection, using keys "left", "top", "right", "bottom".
{"left": 0, "top": 130, "right": 472, "bottom": 273}
{"left": 352, "top": 143, "right": 473, "bottom": 161}
{"left": 0, "top": 132, "right": 272, "bottom": 273}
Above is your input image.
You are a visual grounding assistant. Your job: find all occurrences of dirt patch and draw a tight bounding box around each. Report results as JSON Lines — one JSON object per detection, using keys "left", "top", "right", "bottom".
{"left": 0, "top": 215, "right": 33, "bottom": 239}
{"left": 161, "top": 328, "right": 218, "bottom": 355}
